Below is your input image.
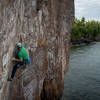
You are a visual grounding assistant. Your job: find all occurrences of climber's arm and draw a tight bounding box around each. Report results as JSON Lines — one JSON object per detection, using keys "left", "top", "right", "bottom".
{"left": 12, "top": 58, "right": 23, "bottom": 62}
{"left": 20, "top": 35, "right": 24, "bottom": 44}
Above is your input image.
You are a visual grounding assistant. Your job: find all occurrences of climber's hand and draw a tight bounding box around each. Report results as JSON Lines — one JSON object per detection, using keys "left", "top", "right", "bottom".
{"left": 12, "top": 58, "right": 16, "bottom": 61}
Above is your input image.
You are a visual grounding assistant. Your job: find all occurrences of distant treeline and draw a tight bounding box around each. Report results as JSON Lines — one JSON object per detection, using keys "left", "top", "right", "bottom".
{"left": 71, "top": 17, "right": 100, "bottom": 44}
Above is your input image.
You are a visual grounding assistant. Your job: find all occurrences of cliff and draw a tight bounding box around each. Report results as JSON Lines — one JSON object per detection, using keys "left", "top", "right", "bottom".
{"left": 0, "top": 0, "right": 74, "bottom": 100}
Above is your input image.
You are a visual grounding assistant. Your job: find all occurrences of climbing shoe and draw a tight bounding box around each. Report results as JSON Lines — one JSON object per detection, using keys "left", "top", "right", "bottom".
{"left": 7, "top": 78, "right": 13, "bottom": 81}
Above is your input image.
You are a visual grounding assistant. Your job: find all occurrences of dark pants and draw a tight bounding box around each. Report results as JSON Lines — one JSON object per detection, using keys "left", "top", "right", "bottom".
{"left": 11, "top": 62, "right": 25, "bottom": 79}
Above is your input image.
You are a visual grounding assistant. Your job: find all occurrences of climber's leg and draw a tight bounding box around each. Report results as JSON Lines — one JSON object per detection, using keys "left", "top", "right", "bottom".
{"left": 8, "top": 62, "right": 24, "bottom": 81}
{"left": 11, "top": 62, "right": 24, "bottom": 79}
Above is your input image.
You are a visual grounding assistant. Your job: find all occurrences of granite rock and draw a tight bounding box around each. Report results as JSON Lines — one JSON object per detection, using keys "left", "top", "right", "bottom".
{"left": 0, "top": 0, "right": 74, "bottom": 100}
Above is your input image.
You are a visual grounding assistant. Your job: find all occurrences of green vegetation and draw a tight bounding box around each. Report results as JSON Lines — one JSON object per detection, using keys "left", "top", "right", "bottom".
{"left": 71, "top": 17, "right": 100, "bottom": 43}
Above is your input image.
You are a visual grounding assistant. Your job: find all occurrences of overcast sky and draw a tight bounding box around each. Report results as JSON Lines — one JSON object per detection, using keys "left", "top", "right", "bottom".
{"left": 75, "top": 0, "right": 100, "bottom": 21}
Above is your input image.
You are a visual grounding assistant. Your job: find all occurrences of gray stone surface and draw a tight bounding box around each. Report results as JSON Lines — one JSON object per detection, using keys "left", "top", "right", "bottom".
{"left": 0, "top": 0, "right": 74, "bottom": 100}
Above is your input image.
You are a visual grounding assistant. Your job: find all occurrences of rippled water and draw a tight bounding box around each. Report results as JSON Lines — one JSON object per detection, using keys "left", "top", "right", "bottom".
{"left": 61, "top": 42, "right": 100, "bottom": 100}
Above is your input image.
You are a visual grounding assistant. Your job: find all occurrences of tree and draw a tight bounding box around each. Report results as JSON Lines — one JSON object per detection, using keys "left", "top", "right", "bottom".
{"left": 71, "top": 17, "right": 100, "bottom": 42}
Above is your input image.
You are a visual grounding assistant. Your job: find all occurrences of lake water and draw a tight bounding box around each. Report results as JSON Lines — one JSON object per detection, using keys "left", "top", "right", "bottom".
{"left": 61, "top": 42, "right": 100, "bottom": 100}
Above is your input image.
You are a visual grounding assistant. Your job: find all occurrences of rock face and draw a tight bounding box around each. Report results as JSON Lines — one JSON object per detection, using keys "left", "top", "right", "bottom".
{"left": 0, "top": 0, "right": 74, "bottom": 100}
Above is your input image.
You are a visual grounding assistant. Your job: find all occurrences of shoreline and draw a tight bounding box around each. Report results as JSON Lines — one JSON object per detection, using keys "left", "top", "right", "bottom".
{"left": 70, "top": 40, "right": 100, "bottom": 47}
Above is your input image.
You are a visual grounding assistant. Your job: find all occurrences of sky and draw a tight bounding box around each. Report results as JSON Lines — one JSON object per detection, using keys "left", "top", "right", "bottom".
{"left": 75, "top": 0, "right": 100, "bottom": 21}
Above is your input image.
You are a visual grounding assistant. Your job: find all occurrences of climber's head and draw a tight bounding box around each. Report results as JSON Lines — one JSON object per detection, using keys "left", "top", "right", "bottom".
{"left": 17, "top": 42, "right": 22, "bottom": 50}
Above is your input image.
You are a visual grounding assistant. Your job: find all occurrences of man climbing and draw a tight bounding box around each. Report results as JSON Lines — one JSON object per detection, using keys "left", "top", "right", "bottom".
{"left": 8, "top": 42, "right": 31, "bottom": 81}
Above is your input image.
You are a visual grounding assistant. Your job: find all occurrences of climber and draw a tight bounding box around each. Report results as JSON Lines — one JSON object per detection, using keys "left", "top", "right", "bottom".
{"left": 7, "top": 42, "right": 31, "bottom": 81}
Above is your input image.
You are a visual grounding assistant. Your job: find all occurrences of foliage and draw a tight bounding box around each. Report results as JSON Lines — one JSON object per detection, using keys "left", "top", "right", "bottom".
{"left": 71, "top": 17, "right": 100, "bottom": 41}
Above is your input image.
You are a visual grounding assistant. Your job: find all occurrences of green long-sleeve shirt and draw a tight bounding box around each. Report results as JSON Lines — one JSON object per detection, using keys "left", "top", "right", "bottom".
{"left": 18, "top": 44, "right": 29, "bottom": 61}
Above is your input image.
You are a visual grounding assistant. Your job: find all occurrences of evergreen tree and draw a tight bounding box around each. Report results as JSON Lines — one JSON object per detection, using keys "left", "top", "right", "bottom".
{"left": 71, "top": 17, "right": 100, "bottom": 42}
